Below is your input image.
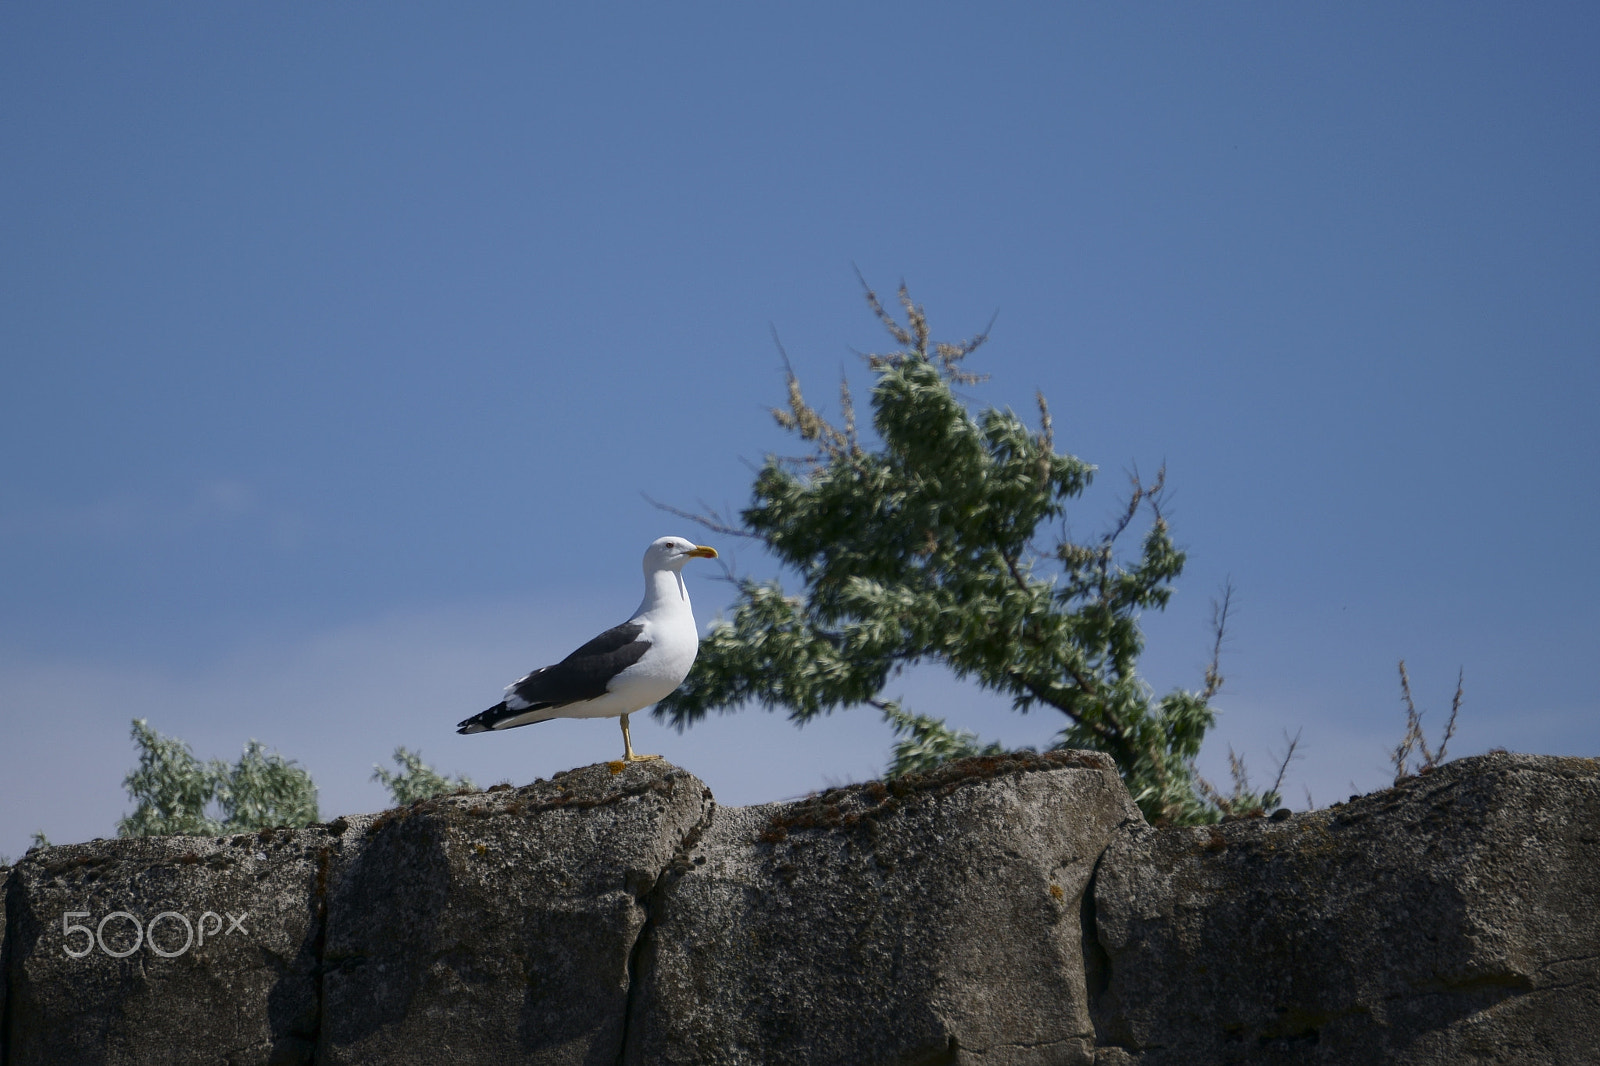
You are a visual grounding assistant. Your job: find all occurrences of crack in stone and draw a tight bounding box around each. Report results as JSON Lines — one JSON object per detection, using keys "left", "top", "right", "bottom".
{"left": 302, "top": 843, "right": 332, "bottom": 1065}
{"left": 616, "top": 783, "right": 716, "bottom": 1066}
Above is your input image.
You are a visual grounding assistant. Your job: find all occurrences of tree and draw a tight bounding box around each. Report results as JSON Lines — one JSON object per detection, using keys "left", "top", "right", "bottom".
{"left": 656, "top": 282, "right": 1228, "bottom": 824}
{"left": 117, "top": 718, "right": 319, "bottom": 836}
{"left": 372, "top": 746, "right": 476, "bottom": 805}
{"left": 217, "top": 739, "right": 320, "bottom": 830}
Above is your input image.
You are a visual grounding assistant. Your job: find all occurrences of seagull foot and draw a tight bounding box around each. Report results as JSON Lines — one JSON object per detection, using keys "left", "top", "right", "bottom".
{"left": 619, "top": 713, "right": 661, "bottom": 764}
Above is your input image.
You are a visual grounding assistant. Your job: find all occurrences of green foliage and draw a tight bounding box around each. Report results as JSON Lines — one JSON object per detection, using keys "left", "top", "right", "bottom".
{"left": 658, "top": 283, "right": 1227, "bottom": 824}
{"left": 117, "top": 719, "right": 227, "bottom": 836}
{"left": 881, "top": 701, "right": 1007, "bottom": 777}
{"left": 372, "top": 746, "right": 475, "bottom": 806}
{"left": 117, "top": 718, "right": 319, "bottom": 837}
{"left": 218, "top": 740, "right": 320, "bottom": 830}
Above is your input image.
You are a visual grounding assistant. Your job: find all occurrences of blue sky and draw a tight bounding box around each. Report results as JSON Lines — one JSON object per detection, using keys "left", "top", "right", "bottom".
{"left": 2, "top": 4, "right": 1595, "bottom": 859}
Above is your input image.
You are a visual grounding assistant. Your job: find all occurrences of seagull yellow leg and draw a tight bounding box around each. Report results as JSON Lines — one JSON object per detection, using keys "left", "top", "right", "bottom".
{"left": 621, "top": 713, "right": 661, "bottom": 763}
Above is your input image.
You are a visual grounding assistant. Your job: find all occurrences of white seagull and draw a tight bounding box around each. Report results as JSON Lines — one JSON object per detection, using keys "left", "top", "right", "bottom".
{"left": 457, "top": 536, "right": 718, "bottom": 763}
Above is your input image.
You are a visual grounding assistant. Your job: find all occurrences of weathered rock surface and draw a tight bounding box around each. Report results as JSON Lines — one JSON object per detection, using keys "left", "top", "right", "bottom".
{"left": 1, "top": 861, "right": 10, "bottom": 1057}
{"left": 2, "top": 817, "right": 368, "bottom": 1065}
{"left": 625, "top": 750, "right": 1141, "bottom": 1066}
{"left": 5, "top": 751, "right": 1597, "bottom": 1065}
{"left": 318, "top": 759, "right": 711, "bottom": 1066}
{"left": 1091, "top": 752, "right": 1600, "bottom": 1065}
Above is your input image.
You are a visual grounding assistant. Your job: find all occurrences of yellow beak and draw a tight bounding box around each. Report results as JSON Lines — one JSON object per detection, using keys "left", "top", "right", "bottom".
{"left": 685, "top": 544, "right": 718, "bottom": 559}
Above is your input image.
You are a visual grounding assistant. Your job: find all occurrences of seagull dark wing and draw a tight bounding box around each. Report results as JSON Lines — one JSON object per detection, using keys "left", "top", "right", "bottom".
{"left": 508, "top": 622, "right": 650, "bottom": 708}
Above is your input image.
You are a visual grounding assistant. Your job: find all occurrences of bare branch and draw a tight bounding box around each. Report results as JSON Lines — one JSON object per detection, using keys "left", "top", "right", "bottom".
{"left": 642, "top": 493, "right": 766, "bottom": 541}
{"left": 933, "top": 308, "right": 998, "bottom": 366}
{"left": 1202, "top": 580, "right": 1234, "bottom": 700}
{"left": 1267, "top": 729, "right": 1302, "bottom": 801}
{"left": 1104, "top": 464, "right": 1166, "bottom": 549}
{"left": 1435, "top": 668, "right": 1464, "bottom": 766}
{"left": 1033, "top": 390, "right": 1057, "bottom": 491}
{"left": 764, "top": 330, "right": 855, "bottom": 467}
{"left": 1227, "top": 745, "right": 1250, "bottom": 796}
{"left": 898, "top": 283, "right": 930, "bottom": 355}
{"left": 1147, "top": 463, "right": 1171, "bottom": 525}
{"left": 838, "top": 370, "right": 859, "bottom": 456}
{"left": 709, "top": 553, "right": 744, "bottom": 587}
{"left": 769, "top": 329, "right": 801, "bottom": 433}
{"left": 854, "top": 265, "right": 913, "bottom": 347}
{"left": 1090, "top": 465, "right": 1166, "bottom": 606}
{"left": 932, "top": 311, "right": 993, "bottom": 384}
{"left": 1391, "top": 661, "right": 1464, "bottom": 778}
{"left": 1392, "top": 659, "right": 1424, "bottom": 781}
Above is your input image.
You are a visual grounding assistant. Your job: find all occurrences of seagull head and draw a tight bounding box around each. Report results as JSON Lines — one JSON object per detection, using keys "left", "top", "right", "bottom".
{"left": 645, "top": 535, "right": 719, "bottom": 573}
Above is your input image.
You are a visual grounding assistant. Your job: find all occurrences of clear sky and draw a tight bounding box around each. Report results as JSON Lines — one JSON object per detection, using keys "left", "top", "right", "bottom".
{"left": 2, "top": 4, "right": 1595, "bottom": 860}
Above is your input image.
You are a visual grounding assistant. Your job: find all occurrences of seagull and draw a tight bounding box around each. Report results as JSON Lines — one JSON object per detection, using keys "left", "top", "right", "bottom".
{"left": 457, "top": 536, "right": 718, "bottom": 763}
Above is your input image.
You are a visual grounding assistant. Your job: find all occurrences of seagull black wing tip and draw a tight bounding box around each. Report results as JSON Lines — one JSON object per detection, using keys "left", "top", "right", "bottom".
{"left": 457, "top": 704, "right": 505, "bottom": 734}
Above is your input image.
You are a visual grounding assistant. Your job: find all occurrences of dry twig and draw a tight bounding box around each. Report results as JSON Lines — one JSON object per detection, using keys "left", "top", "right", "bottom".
{"left": 642, "top": 494, "right": 765, "bottom": 541}
{"left": 1392, "top": 660, "right": 1465, "bottom": 781}
{"left": 1203, "top": 580, "right": 1234, "bottom": 700}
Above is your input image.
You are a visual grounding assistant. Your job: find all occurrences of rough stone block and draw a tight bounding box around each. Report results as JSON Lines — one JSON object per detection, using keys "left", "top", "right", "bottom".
{"left": 2, "top": 860, "right": 11, "bottom": 1064}
{"left": 625, "top": 751, "right": 1143, "bottom": 1066}
{"left": 318, "top": 760, "right": 711, "bottom": 1066}
{"left": 1091, "top": 753, "right": 1600, "bottom": 1065}
{"left": 3, "top": 819, "right": 366, "bottom": 1066}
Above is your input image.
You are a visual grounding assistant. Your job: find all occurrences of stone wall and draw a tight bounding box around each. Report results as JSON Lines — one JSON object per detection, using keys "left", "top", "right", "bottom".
{"left": 1090, "top": 753, "right": 1600, "bottom": 1064}
{"left": 2, "top": 751, "right": 1595, "bottom": 1064}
